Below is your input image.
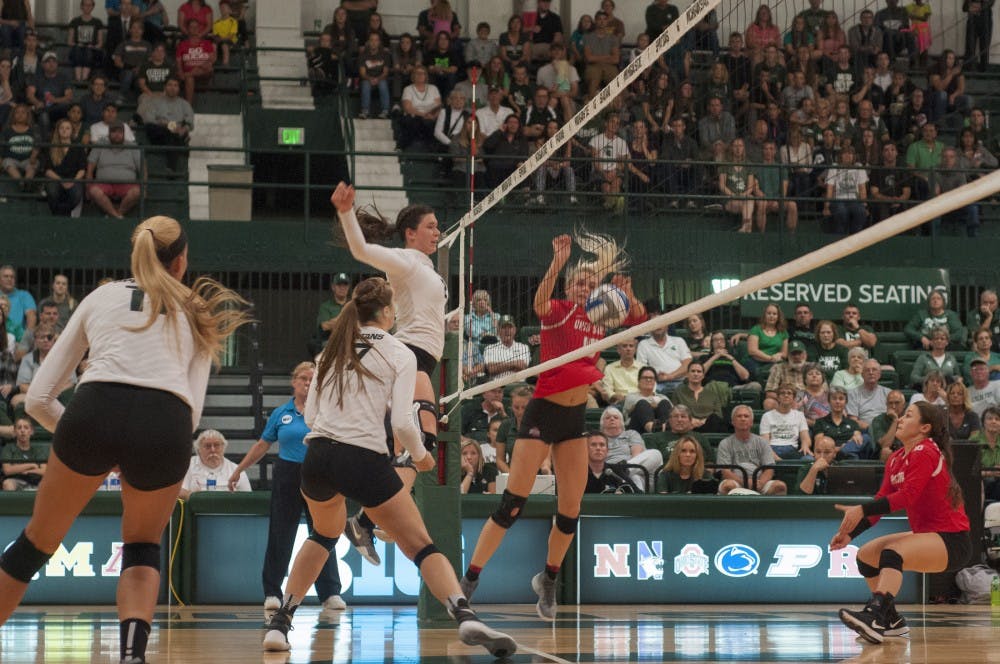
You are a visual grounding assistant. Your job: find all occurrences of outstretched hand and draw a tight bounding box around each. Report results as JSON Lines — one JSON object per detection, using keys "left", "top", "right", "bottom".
{"left": 331, "top": 182, "right": 355, "bottom": 213}
{"left": 831, "top": 503, "right": 864, "bottom": 548}
{"left": 611, "top": 273, "right": 633, "bottom": 295}
{"left": 829, "top": 531, "right": 851, "bottom": 551}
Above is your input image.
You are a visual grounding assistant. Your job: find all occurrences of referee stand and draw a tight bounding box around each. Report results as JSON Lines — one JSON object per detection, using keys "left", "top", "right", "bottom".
{"left": 417, "top": 326, "right": 463, "bottom": 626}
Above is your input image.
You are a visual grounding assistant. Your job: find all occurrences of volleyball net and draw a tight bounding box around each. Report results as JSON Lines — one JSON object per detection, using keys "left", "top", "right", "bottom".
{"left": 445, "top": 170, "right": 1000, "bottom": 410}
{"left": 448, "top": 0, "right": 722, "bottom": 396}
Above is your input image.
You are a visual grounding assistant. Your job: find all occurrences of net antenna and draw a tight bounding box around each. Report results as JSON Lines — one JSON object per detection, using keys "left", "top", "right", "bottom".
{"left": 441, "top": 171, "right": 1000, "bottom": 405}
{"left": 455, "top": 64, "right": 481, "bottom": 399}
{"left": 439, "top": 0, "right": 723, "bottom": 249}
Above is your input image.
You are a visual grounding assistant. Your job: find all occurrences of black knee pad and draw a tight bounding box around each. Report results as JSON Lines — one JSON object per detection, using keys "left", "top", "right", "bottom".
{"left": 414, "top": 400, "right": 438, "bottom": 451}
{"left": 307, "top": 532, "right": 339, "bottom": 553}
{"left": 879, "top": 548, "right": 903, "bottom": 572}
{"left": 0, "top": 531, "right": 52, "bottom": 583}
{"left": 122, "top": 542, "right": 161, "bottom": 572}
{"left": 412, "top": 543, "right": 440, "bottom": 569}
{"left": 490, "top": 490, "right": 528, "bottom": 529}
{"left": 856, "top": 557, "right": 879, "bottom": 578}
{"left": 554, "top": 512, "right": 578, "bottom": 535}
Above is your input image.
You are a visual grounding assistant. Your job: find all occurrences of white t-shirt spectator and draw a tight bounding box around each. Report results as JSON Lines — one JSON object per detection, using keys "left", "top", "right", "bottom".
{"left": 636, "top": 335, "right": 691, "bottom": 377}
{"left": 760, "top": 408, "right": 809, "bottom": 447}
{"left": 970, "top": 381, "right": 1000, "bottom": 417}
{"left": 589, "top": 132, "right": 628, "bottom": 172}
{"left": 89, "top": 121, "right": 137, "bottom": 144}
{"left": 826, "top": 163, "right": 868, "bottom": 197}
{"left": 477, "top": 104, "right": 514, "bottom": 138}
{"left": 536, "top": 61, "right": 580, "bottom": 94}
{"left": 402, "top": 83, "right": 442, "bottom": 115}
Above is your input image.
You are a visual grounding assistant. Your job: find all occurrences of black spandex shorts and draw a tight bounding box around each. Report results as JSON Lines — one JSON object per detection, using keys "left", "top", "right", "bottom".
{"left": 404, "top": 343, "right": 438, "bottom": 377}
{"left": 53, "top": 382, "right": 193, "bottom": 491}
{"left": 517, "top": 398, "right": 587, "bottom": 445}
{"left": 300, "top": 437, "right": 404, "bottom": 507}
{"left": 938, "top": 530, "right": 973, "bottom": 572}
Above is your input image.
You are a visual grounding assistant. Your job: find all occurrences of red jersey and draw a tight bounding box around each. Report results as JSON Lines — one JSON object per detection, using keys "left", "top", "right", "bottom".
{"left": 533, "top": 299, "right": 645, "bottom": 399}
{"left": 176, "top": 39, "right": 215, "bottom": 73}
{"left": 866, "top": 438, "right": 969, "bottom": 533}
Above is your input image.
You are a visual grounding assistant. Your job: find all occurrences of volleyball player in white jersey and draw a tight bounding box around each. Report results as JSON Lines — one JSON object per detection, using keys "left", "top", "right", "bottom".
{"left": 0, "top": 216, "right": 250, "bottom": 664}
{"left": 261, "top": 277, "right": 516, "bottom": 658}
{"left": 331, "top": 182, "right": 447, "bottom": 565}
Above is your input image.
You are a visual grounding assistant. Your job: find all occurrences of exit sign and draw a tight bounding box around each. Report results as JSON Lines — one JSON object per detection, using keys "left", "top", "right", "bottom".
{"left": 278, "top": 127, "right": 304, "bottom": 145}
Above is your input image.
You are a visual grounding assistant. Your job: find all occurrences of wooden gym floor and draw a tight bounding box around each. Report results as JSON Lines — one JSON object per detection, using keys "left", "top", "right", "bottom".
{"left": 0, "top": 603, "right": 997, "bottom": 663}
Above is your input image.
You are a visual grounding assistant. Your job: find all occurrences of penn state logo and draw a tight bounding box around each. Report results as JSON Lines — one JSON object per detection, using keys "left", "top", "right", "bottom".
{"left": 281, "top": 414, "right": 293, "bottom": 425}
{"left": 714, "top": 544, "right": 760, "bottom": 578}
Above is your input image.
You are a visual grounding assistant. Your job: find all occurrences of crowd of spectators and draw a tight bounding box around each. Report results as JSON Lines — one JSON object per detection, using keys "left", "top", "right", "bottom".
{"left": 0, "top": 0, "right": 246, "bottom": 211}
{"left": 438, "top": 277, "right": 1000, "bottom": 497}
{"left": 4, "top": 265, "right": 1000, "bottom": 500}
{"left": 310, "top": 0, "right": 997, "bottom": 231}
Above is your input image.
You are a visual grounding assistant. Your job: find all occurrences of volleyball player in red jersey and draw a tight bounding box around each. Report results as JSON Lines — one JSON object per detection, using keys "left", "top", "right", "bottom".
{"left": 460, "top": 230, "right": 646, "bottom": 621}
{"left": 831, "top": 400, "right": 971, "bottom": 644}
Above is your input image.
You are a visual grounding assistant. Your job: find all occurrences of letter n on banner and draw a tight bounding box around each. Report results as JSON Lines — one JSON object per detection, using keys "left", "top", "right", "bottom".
{"left": 594, "top": 543, "right": 630, "bottom": 578}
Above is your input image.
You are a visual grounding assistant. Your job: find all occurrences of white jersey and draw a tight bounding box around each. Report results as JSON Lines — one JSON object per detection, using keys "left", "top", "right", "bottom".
{"left": 25, "top": 280, "right": 212, "bottom": 433}
{"left": 304, "top": 326, "right": 425, "bottom": 461}
{"left": 340, "top": 210, "right": 447, "bottom": 359}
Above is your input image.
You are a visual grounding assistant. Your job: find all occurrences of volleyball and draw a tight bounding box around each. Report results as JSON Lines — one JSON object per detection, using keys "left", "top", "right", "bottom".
{"left": 586, "top": 284, "right": 630, "bottom": 328}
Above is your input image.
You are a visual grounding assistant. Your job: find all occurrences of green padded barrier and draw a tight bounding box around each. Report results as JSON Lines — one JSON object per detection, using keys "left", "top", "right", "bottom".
{"left": 416, "top": 482, "right": 462, "bottom": 627}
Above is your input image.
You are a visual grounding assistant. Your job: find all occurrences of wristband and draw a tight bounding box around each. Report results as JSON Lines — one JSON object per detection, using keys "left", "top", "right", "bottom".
{"left": 848, "top": 518, "right": 872, "bottom": 540}
{"left": 861, "top": 496, "right": 891, "bottom": 517}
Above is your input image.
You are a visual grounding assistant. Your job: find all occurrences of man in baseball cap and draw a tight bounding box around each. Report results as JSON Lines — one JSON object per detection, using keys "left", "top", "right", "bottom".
{"left": 763, "top": 339, "right": 810, "bottom": 409}
{"left": 26, "top": 51, "right": 73, "bottom": 135}
{"left": 308, "top": 273, "right": 353, "bottom": 355}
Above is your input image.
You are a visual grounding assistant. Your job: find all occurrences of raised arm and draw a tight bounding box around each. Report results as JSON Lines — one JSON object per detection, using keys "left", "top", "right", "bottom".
{"left": 533, "top": 234, "right": 572, "bottom": 319}
{"left": 331, "top": 182, "right": 411, "bottom": 275}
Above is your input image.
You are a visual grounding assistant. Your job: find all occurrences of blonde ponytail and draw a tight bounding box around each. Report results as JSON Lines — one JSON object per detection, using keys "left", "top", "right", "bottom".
{"left": 566, "top": 227, "right": 629, "bottom": 285}
{"left": 129, "top": 216, "right": 252, "bottom": 364}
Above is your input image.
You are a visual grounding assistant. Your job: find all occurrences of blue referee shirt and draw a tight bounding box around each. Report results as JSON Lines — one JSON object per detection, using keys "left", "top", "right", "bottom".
{"left": 261, "top": 398, "right": 310, "bottom": 463}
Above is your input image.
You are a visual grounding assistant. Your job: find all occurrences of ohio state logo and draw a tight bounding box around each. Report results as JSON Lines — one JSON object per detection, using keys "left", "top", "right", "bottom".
{"left": 673, "top": 543, "right": 709, "bottom": 578}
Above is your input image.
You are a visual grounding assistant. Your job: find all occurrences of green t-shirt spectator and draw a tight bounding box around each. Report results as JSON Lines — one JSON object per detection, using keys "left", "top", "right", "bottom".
{"left": 749, "top": 324, "right": 788, "bottom": 358}
{"left": 794, "top": 463, "right": 828, "bottom": 494}
{"left": 971, "top": 431, "right": 1000, "bottom": 470}
{"left": 904, "top": 139, "right": 943, "bottom": 179}
{"left": 1, "top": 442, "right": 49, "bottom": 485}
{"left": 315, "top": 299, "right": 345, "bottom": 332}
{"left": 754, "top": 162, "right": 783, "bottom": 198}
